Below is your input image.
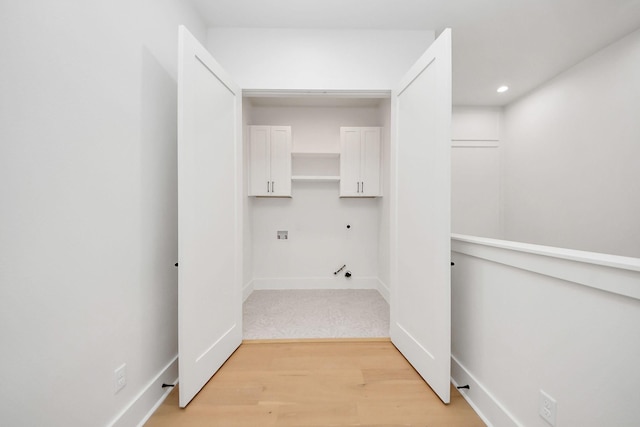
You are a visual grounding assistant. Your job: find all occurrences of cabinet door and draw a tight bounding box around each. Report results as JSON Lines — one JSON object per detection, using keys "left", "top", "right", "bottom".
{"left": 249, "top": 126, "right": 271, "bottom": 196}
{"left": 360, "top": 127, "right": 381, "bottom": 196}
{"left": 340, "top": 127, "right": 362, "bottom": 197}
{"left": 269, "top": 126, "right": 292, "bottom": 197}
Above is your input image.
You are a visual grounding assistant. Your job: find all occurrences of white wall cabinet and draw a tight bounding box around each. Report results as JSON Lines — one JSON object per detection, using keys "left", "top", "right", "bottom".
{"left": 340, "top": 127, "right": 382, "bottom": 197}
{"left": 249, "top": 125, "right": 292, "bottom": 197}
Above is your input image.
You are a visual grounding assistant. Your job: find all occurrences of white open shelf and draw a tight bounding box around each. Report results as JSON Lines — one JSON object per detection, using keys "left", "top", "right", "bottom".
{"left": 291, "top": 149, "right": 340, "bottom": 183}
{"left": 291, "top": 175, "right": 340, "bottom": 182}
{"left": 291, "top": 151, "right": 340, "bottom": 158}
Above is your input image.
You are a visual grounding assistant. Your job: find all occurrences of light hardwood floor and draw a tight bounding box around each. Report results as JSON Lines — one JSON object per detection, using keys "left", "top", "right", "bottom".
{"left": 145, "top": 339, "right": 485, "bottom": 427}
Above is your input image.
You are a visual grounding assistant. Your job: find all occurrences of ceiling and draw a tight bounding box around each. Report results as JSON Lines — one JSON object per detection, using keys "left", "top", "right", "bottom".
{"left": 189, "top": 0, "right": 640, "bottom": 106}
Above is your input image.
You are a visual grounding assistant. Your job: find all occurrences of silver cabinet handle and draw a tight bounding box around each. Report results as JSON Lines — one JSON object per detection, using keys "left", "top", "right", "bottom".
{"left": 267, "top": 181, "right": 270, "bottom": 193}
{"left": 357, "top": 182, "right": 360, "bottom": 193}
{"left": 361, "top": 181, "right": 364, "bottom": 193}
{"left": 272, "top": 181, "right": 274, "bottom": 193}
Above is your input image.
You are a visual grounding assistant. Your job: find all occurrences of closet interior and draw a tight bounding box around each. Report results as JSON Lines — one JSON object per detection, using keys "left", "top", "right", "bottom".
{"left": 242, "top": 93, "right": 393, "bottom": 339}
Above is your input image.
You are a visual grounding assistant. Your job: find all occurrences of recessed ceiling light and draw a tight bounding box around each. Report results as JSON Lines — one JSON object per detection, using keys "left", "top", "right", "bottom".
{"left": 497, "top": 85, "right": 509, "bottom": 93}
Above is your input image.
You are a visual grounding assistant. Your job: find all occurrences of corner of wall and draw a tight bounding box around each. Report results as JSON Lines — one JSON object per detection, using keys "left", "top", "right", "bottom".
{"left": 451, "top": 356, "right": 522, "bottom": 427}
{"left": 376, "top": 278, "right": 390, "bottom": 304}
{"left": 108, "top": 356, "right": 179, "bottom": 427}
{"left": 243, "top": 279, "right": 255, "bottom": 302}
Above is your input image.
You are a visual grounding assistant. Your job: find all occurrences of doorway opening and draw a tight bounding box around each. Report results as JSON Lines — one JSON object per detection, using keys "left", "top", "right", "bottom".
{"left": 242, "top": 91, "right": 392, "bottom": 340}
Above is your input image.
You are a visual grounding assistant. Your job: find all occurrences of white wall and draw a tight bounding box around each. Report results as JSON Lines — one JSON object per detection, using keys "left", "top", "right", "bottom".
{"left": 451, "top": 107, "right": 503, "bottom": 238}
{"left": 246, "top": 104, "right": 384, "bottom": 290}
{"left": 207, "top": 27, "right": 433, "bottom": 297}
{"left": 0, "top": 2, "right": 205, "bottom": 426}
{"left": 242, "top": 98, "right": 255, "bottom": 296}
{"left": 452, "top": 28, "right": 640, "bottom": 257}
{"left": 451, "top": 236, "right": 640, "bottom": 427}
{"left": 502, "top": 27, "right": 640, "bottom": 258}
{"left": 206, "top": 28, "right": 435, "bottom": 90}
{"left": 377, "top": 99, "right": 392, "bottom": 296}
{"left": 450, "top": 28, "right": 640, "bottom": 427}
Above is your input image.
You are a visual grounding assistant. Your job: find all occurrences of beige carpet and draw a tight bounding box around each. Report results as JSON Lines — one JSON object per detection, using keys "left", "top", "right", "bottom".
{"left": 243, "top": 289, "right": 390, "bottom": 339}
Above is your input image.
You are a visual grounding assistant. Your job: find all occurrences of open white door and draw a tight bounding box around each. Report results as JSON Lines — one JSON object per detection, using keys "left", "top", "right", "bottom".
{"left": 390, "top": 29, "right": 452, "bottom": 403}
{"left": 177, "top": 26, "right": 243, "bottom": 407}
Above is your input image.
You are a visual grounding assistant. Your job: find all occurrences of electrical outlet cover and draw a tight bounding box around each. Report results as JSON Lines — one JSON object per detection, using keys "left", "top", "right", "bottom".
{"left": 277, "top": 230, "right": 288, "bottom": 240}
{"left": 114, "top": 364, "right": 127, "bottom": 394}
{"left": 539, "top": 389, "right": 557, "bottom": 426}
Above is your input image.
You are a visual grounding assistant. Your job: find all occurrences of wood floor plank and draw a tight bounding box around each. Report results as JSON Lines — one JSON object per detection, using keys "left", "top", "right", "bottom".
{"left": 144, "top": 341, "right": 486, "bottom": 427}
{"left": 362, "top": 367, "right": 419, "bottom": 382}
{"left": 276, "top": 402, "right": 359, "bottom": 426}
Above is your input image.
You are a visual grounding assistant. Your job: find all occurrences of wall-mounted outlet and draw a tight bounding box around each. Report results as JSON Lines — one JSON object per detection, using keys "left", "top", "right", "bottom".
{"left": 114, "top": 364, "right": 127, "bottom": 394}
{"left": 539, "top": 390, "right": 557, "bottom": 426}
{"left": 277, "top": 230, "right": 288, "bottom": 240}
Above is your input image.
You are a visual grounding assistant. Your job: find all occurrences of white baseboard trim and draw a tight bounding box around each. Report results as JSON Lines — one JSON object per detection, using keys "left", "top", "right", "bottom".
{"left": 107, "top": 355, "right": 179, "bottom": 427}
{"left": 451, "top": 355, "right": 523, "bottom": 427}
{"left": 252, "top": 276, "right": 380, "bottom": 290}
{"left": 376, "top": 279, "right": 390, "bottom": 304}
{"left": 243, "top": 280, "right": 255, "bottom": 301}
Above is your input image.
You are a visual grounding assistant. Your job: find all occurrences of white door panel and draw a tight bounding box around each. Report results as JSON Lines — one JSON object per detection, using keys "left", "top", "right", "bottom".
{"left": 177, "top": 25, "right": 242, "bottom": 408}
{"left": 390, "top": 28, "right": 452, "bottom": 404}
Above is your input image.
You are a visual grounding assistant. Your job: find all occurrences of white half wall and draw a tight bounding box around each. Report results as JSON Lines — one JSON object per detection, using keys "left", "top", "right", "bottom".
{"left": 0, "top": 2, "right": 205, "bottom": 426}
{"left": 451, "top": 235, "right": 640, "bottom": 427}
{"left": 206, "top": 28, "right": 435, "bottom": 90}
{"left": 502, "top": 28, "right": 640, "bottom": 258}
